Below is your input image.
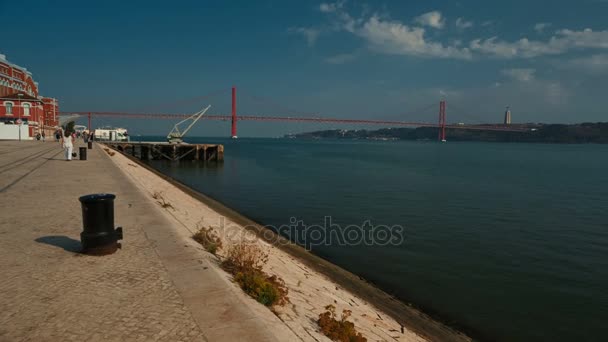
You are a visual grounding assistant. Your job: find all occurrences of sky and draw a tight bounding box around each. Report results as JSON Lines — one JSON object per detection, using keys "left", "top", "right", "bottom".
{"left": 1, "top": 0, "right": 607, "bottom": 136}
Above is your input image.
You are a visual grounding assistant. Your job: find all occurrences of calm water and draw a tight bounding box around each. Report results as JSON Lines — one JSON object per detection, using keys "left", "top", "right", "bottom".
{"left": 147, "top": 137, "right": 608, "bottom": 341}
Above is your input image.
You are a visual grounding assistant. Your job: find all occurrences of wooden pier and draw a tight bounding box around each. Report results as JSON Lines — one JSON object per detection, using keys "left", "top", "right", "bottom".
{"left": 105, "top": 142, "right": 224, "bottom": 162}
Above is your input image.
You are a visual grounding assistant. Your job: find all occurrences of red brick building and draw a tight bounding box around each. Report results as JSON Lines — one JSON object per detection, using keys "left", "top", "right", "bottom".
{"left": 0, "top": 53, "right": 59, "bottom": 139}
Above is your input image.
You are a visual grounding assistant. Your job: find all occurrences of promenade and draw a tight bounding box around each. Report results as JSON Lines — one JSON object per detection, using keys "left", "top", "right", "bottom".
{"left": 0, "top": 141, "right": 294, "bottom": 342}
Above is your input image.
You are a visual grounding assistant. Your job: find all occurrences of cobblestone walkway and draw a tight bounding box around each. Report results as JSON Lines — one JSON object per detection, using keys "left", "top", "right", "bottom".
{"left": 0, "top": 141, "right": 208, "bottom": 341}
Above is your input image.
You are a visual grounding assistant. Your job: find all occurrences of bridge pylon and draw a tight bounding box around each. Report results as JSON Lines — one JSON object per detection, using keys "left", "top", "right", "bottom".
{"left": 438, "top": 100, "right": 446, "bottom": 142}
{"left": 231, "top": 86, "right": 238, "bottom": 139}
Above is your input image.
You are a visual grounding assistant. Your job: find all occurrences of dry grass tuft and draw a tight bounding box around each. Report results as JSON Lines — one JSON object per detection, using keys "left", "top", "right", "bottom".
{"left": 192, "top": 226, "right": 223, "bottom": 255}
{"left": 318, "top": 305, "right": 367, "bottom": 342}
{"left": 222, "top": 242, "right": 268, "bottom": 273}
{"left": 152, "top": 191, "right": 174, "bottom": 210}
{"left": 103, "top": 148, "right": 116, "bottom": 156}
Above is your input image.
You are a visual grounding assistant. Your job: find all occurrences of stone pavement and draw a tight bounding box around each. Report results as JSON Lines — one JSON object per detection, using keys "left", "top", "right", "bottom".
{"left": 0, "top": 141, "right": 292, "bottom": 342}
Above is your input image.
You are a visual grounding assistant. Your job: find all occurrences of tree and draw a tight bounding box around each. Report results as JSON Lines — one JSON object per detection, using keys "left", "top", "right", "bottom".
{"left": 63, "top": 121, "right": 75, "bottom": 135}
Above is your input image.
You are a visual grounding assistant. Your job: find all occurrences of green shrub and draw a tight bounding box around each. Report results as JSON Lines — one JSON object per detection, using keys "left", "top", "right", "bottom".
{"left": 234, "top": 271, "right": 288, "bottom": 306}
{"left": 221, "top": 243, "right": 288, "bottom": 307}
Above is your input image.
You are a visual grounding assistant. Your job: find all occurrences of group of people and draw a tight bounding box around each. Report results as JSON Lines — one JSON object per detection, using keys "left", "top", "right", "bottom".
{"left": 29, "top": 128, "right": 92, "bottom": 161}
{"left": 37, "top": 128, "right": 94, "bottom": 161}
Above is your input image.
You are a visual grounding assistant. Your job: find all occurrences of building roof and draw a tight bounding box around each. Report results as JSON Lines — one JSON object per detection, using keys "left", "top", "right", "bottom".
{"left": 0, "top": 53, "right": 33, "bottom": 76}
{"left": 0, "top": 92, "right": 42, "bottom": 102}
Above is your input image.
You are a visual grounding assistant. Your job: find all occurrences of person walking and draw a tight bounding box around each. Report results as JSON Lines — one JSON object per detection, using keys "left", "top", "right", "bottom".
{"left": 61, "top": 130, "right": 75, "bottom": 161}
{"left": 41, "top": 131, "right": 46, "bottom": 142}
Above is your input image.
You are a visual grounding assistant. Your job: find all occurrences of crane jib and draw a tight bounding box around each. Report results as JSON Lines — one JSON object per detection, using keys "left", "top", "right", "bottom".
{"left": 167, "top": 105, "right": 211, "bottom": 144}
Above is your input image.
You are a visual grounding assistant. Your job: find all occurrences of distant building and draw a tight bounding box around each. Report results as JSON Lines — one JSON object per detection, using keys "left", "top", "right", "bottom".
{"left": 504, "top": 106, "right": 511, "bottom": 125}
{"left": 0, "top": 53, "right": 59, "bottom": 139}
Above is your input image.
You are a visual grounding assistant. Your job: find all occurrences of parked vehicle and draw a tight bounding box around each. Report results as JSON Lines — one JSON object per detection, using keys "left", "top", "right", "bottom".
{"left": 93, "top": 127, "right": 129, "bottom": 142}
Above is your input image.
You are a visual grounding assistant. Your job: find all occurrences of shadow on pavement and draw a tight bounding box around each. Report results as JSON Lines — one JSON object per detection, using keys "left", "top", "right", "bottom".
{"left": 35, "top": 235, "right": 82, "bottom": 253}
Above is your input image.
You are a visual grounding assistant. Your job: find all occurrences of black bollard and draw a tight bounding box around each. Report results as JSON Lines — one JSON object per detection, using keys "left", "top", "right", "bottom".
{"left": 79, "top": 147, "right": 87, "bottom": 160}
{"left": 88, "top": 141, "right": 93, "bottom": 149}
{"left": 79, "top": 194, "right": 123, "bottom": 255}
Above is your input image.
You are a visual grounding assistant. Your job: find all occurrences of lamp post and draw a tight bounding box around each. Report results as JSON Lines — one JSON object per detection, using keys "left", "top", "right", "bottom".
{"left": 17, "top": 93, "right": 23, "bottom": 141}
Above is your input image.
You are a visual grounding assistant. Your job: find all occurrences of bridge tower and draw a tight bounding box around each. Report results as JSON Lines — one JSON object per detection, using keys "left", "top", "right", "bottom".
{"left": 231, "top": 86, "right": 237, "bottom": 138}
{"left": 504, "top": 106, "right": 511, "bottom": 125}
{"left": 438, "top": 100, "right": 446, "bottom": 142}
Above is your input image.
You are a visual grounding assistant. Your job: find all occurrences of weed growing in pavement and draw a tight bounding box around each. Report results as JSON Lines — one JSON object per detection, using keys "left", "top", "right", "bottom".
{"left": 221, "top": 242, "right": 288, "bottom": 307}
{"left": 152, "top": 191, "right": 174, "bottom": 210}
{"left": 192, "top": 226, "right": 223, "bottom": 255}
{"left": 318, "top": 304, "right": 367, "bottom": 342}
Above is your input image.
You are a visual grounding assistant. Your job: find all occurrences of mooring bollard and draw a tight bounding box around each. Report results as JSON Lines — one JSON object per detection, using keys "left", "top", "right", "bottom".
{"left": 79, "top": 147, "right": 87, "bottom": 160}
{"left": 88, "top": 141, "right": 93, "bottom": 149}
{"left": 79, "top": 194, "right": 123, "bottom": 255}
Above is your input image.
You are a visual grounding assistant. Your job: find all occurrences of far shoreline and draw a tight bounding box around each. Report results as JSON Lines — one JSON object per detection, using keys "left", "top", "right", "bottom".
{"left": 106, "top": 143, "right": 474, "bottom": 342}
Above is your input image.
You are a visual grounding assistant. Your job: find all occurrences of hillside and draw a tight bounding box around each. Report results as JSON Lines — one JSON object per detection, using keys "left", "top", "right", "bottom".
{"left": 285, "top": 123, "right": 608, "bottom": 144}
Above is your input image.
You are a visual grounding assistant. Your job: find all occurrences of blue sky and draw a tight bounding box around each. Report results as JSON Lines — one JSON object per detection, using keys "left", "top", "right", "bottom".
{"left": 1, "top": 0, "right": 607, "bottom": 136}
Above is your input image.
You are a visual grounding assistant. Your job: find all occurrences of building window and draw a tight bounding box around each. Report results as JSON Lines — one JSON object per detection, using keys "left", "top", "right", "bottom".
{"left": 5, "top": 102, "right": 13, "bottom": 115}
{"left": 23, "top": 103, "right": 31, "bottom": 116}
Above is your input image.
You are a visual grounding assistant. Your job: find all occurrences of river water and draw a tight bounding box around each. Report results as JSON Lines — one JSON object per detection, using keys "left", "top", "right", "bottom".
{"left": 145, "top": 137, "right": 608, "bottom": 341}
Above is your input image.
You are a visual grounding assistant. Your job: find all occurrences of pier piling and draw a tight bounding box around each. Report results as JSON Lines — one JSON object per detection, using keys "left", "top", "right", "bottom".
{"left": 105, "top": 142, "right": 224, "bottom": 163}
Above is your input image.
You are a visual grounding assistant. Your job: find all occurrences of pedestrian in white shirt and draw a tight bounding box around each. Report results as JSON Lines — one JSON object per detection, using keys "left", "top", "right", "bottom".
{"left": 60, "top": 130, "right": 74, "bottom": 161}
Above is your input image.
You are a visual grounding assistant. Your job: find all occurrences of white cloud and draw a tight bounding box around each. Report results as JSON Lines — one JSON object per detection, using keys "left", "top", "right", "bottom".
{"left": 325, "top": 53, "right": 357, "bottom": 64}
{"left": 414, "top": 11, "right": 445, "bottom": 29}
{"left": 306, "top": 4, "right": 608, "bottom": 61}
{"left": 455, "top": 17, "right": 473, "bottom": 29}
{"left": 502, "top": 68, "right": 536, "bottom": 82}
{"left": 559, "top": 28, "right": 608, "bottom": 48}
{"left": 288, "top": 27, "right": 321, "bottom": 47}
{"left": 337, "top": 10, "right": 359, "bottom": 33}
{"left": 318, "top": 6, "right": 470, "bottom": 59}
{"left": 470, "top": 29, "right": 608, "bottom": 58}
{"left": 358, "top": 16, "right": 472, "bottom": 59}
{"left": 471, "top": 37, "right": 560, "bottom": 58}
{"left": 319, "top": 1, "right": 344, "bottom": 13}
{"left": 562, "top": 54, "right": 608, "bottom": 73}
{"left": 534, "top": 22, "right": 551, "bottom": 33}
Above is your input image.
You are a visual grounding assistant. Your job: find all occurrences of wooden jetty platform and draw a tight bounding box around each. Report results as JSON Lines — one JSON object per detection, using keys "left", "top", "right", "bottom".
{"left": 104, "top": 142, "right": 224, "bottom": 162}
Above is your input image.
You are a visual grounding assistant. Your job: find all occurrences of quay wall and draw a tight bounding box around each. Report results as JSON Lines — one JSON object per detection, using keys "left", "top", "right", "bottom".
{"left": 104, "top": 143, "right": 470, "bottom": 342}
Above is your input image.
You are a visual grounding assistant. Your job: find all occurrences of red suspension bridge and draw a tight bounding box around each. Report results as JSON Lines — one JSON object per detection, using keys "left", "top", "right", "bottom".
{"left": 63, "top": 87, "right": 530, "bottom": 141}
